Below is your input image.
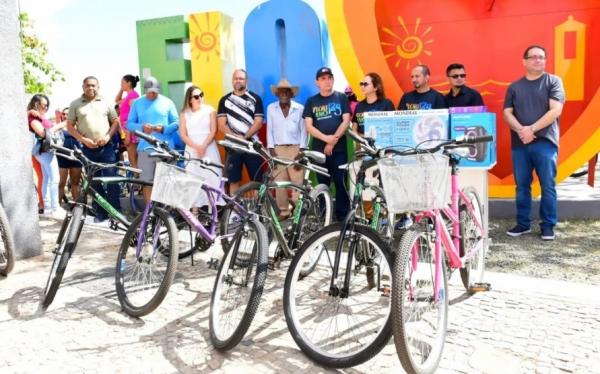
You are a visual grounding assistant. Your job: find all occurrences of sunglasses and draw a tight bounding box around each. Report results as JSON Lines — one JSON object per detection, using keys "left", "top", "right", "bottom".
{"left": 191, "top": 93, "right": 204, "bottom": 100}
{"left": 359, "top": 81, "right": 370, "bottom": 87}
{"left": 449, "top": 74, "right": 467, "bottom": 79}
{"left": 525, "top": 55, "right": 546, "bottom": 60}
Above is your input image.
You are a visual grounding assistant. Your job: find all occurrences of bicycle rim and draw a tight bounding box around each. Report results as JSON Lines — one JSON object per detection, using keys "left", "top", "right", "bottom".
{"left": 284, "top": 224, "right": 392, "bottom": 367}
{"left": 210, "top": 217, "right": 267, "bottom": 350}
{"left": 392, "top": 228, "right": 448, "bottom": 374}
{"left": 115, "top": 209, "right": 178, "bottom": 317}
{"left": 298, "top": 185, "right": 333, "bottom": 276}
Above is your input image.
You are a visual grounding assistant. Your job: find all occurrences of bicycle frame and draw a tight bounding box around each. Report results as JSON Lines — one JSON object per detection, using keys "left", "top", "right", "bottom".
{"left": 413, "top": 158, "right": 486, "bottom": 302}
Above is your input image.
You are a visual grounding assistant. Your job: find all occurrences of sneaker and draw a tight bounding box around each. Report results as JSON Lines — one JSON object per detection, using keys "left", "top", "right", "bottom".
{"left": 506, "top": 225, "right": 531, "bottom": 237}
{"left": 541, "top": 227, "right": 555, "bottom": 241}
{"left": 93, "top": 217, "right": 108, "bottom": 224}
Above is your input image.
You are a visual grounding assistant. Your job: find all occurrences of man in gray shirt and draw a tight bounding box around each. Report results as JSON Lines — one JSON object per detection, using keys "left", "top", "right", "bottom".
{"left": 504, "top": 45, "right": 565, "bottom": 240}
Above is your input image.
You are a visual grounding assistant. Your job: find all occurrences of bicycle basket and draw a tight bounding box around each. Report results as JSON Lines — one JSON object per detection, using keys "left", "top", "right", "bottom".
{"left": 150, "top": 162, "right": 205, "bottom": 210}
{"left": 378, "top": 153, "right": 450, "bottom": 212}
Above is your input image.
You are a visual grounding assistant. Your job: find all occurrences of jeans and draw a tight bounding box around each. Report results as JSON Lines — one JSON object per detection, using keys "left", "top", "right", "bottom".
{"left": 316, "top": 151, "right": 350, "bottom": 220}
{"left": 82, "top": 142, "right": 121, "bottom": 221}
{"left": 511, "top": 139, "right": 558, "bottom": 230}
{"left": 34, "top": 151, "right": 59, "bottom": 211}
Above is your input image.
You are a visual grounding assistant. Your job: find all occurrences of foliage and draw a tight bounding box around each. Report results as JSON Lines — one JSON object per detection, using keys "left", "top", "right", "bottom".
{"left": 19, "top": 13, "right": 64, "bottom": 94}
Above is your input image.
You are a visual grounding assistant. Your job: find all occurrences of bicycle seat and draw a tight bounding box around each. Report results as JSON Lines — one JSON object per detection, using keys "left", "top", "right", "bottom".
{"left": 301, "top": 150, "right": 326, "bottom": 164}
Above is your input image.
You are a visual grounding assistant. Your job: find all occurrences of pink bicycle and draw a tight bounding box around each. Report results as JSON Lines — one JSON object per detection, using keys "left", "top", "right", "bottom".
{"left": 383, "top": 135, "right": 493, "bottom": 374}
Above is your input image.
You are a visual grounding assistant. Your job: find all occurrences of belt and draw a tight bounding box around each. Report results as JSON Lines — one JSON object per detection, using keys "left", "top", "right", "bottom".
{"left": 275, "top": 144, "right": 299, "bottom": 147}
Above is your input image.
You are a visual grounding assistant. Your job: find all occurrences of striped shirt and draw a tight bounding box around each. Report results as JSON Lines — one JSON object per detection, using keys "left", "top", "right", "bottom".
{"left": 217, "top": 91, "right": 264, "bottom": 140}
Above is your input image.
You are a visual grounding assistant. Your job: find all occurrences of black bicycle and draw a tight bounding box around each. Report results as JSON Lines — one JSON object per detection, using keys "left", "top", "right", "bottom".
{"left": 41, "top": 143, "right": 152, "bottom": 309}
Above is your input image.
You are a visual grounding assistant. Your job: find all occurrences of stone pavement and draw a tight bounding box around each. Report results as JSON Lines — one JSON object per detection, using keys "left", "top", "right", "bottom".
{"left": 1, "top": 218, "right": 599, "bottom": 373}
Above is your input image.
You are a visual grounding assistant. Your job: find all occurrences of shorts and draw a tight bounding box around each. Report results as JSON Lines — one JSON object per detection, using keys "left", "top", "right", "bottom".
{"left": 138, "top": 151, "right": 158, "bottom": 183}
{"left": 225, "top": 150, "right": 264, "bottom": 183}
{"left": 57, "top": 136, "right": 82, "bottom": 169}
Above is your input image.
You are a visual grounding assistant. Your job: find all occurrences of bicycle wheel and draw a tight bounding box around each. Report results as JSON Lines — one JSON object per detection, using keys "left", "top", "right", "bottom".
{"left": 459, "top": 187, "right": 485, "bottom": 290}
{"left": 283, "top": 223, "right": 393, "bottom": 368}
{"left": 0, "top": 203, "right": 15, "bottom": 276}
{"left": 41, "top": 205, "right": 84, "bottom": 309}
{"left": 115, "top": 207, "right": 178, "bottom": 317}
{"left": 297, "top": 184, "right": 332, "bottom": 277}
{"left": 209, "top": 216, "right": 268, "bottom": 350}
{"left": 392, "top": 226, "right": 448, "bottom": 374}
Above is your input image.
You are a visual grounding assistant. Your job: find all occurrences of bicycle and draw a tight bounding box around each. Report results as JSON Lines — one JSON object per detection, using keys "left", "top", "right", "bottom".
{"left": 116, "top": 132, "right": 268, "bottom": 353}
{"left": 41, "top": 143, "right": 150, "bottom": 309}
{"left": 282, "top": 129, "right": 399, "bottom": 368}
{"left": 0, "top": 199, "right": 15, "bottom": 276}
{"left": 386, "top": 135, "right": 493, "bottom": 374}
{"left": 218, "top": 134, "right": 332, "bottom": 272}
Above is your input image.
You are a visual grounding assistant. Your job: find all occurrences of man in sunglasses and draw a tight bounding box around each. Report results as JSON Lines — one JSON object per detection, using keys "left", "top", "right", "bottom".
{"left": 397, "top": 64, "right": 446, "bottom": 110}
{"left": 128, "top": 76, "right": 179, "bottom": 203}
{"left": 445, "top": 63, "right": 484, "bottom": 108}
{"left": 504, "top": 45, "right": 565, "bottom": 241}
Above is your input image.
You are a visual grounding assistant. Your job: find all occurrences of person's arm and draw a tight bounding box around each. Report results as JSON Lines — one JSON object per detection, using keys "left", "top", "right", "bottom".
{"left": 202, "top": 111, "right": 218, "bottom": 148}
{"left": 266, "top": 105, "right": 275, "bottom": 152}
{"left": 115, "top": 88, "right": 124, "bottom": 105}
{"left": 473, "top": 90, "right": 485, "bottom": 106}
{"left": 216, "top": 96, "right": 233, "bottom": 136}
{"left": 178, "top": 112, "right": 194, "bottom": 148}
{"left": 435, "top": 92, "right": 447, "bottom": 109}
{"left": 244, "top": 94, "right": 264, "bottom": 139}
{"left": 30, "top": 119, "right": 46, "bottom": 138}
{"left": 530, "top": 99, "right": 564, "bottom": 133}
{"left": 67, "top": 119, "right": 97, "bottom": 148}
{"left": 160, "top": 101, "right": 179, "bottom": 135}
{"left": 397, "top": 95, "right": 406, "bottom": 110}
{"left": 298, "top": 105, "right": 308, "bottom": 149}
{"left": 127, "top": 101, "right": 142, "bottom": 134}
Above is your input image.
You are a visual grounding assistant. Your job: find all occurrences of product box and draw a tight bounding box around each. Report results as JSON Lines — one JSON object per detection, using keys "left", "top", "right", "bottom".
{"left": 364, "top": 109, "right": 449, "bottom": 150}
{"left": 449, "top": 112, "right": 496, "bottom": 169}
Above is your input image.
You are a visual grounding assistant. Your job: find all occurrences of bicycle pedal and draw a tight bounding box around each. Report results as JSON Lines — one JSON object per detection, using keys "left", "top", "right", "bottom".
{"left": 468, "top": 282, "right": 491, "bottom": 294}
{"left": 207, "top": 258, "right": 220, "bottom": 270}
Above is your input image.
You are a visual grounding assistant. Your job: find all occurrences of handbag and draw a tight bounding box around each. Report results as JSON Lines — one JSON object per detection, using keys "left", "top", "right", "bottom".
{"left": 39, "top": 128, "right": 64, "bottom": 153}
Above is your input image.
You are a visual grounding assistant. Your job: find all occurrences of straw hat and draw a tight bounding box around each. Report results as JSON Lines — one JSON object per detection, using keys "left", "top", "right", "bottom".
{"left": 270, "top": 79, "right": 299, "bottom": 97}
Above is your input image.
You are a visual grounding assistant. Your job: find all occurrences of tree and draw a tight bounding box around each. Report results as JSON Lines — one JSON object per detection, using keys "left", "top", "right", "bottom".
{"left": 19, "top": 12, "right": 64, "bottom": 94}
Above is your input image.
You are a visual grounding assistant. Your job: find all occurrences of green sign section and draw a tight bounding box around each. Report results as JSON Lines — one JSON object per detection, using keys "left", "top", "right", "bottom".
{"left": 136, "top": 15, "right": 191, "bottom": 109}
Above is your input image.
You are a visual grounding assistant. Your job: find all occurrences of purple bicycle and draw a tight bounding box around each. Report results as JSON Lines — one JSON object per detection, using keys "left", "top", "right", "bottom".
{"left": 115, "top": 132, "right": 268, "bottom": 352}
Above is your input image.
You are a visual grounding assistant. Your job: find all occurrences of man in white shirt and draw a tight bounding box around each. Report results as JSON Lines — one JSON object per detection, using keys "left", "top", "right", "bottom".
{"left": 267, "top": 79, "right": 307, "bottom": 220}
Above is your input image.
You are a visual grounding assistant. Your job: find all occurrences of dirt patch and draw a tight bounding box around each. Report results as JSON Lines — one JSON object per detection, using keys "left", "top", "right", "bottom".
{"left": 487, "top": 218, "right": 600, "bottom": 285}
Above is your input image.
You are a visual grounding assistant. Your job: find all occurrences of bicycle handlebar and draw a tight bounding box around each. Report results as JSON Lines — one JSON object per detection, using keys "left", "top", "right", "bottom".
{"left": 49, "top": 142, "right": 142, "bottom": 174}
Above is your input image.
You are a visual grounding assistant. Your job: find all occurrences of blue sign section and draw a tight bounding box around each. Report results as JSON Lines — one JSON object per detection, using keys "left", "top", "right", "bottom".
{"left": 244, "top": 0, "right": 324, "bottom": 109}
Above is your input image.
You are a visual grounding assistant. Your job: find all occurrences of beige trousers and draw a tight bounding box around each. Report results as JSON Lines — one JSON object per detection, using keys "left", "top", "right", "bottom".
{"left": 273, "top": 145, "right": 304, "bottom": 214}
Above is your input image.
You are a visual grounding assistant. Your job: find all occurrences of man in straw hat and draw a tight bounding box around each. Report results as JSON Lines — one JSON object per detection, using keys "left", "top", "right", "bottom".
{"left": 266, "top": 78, "right": 307, "bottom": 220}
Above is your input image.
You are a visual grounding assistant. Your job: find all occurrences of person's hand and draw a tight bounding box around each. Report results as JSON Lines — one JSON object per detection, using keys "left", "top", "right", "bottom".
{"left": 96, "top": 134, "right": 111, "bottom": 147}
{"left": 324, "top": 143, "right": 334, "bottom": 156}
{"left": 518, "top": 126, "right": 536, "bottom": 144}
{"left": 323, "top": 135, "right": 336, "bottom": 145}
{"left": 153, "top": 125, "right": 164, "bottom": 134}
{"left": 80, "top": 137, "right": 97, "bottom": 149}
{"left": 194, "top": 144, "right": 206, "bottom": 157}
{"left": 142, "top": 123, "right": 153, "bottom": 134}
{"left": 293, "top": 152, "right": 303, "bottom": 171}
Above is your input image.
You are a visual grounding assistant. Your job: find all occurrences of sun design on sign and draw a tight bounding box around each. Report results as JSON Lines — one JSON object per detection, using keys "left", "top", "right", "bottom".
{"left": 381, "top": 16, "right": 433, "bottom": 70}
{"left": 190, "top": 13, "right": 220, "bottom": 62}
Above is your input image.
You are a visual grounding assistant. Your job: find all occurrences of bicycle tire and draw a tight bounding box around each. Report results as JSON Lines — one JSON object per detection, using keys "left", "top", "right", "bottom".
{"left": 283, "top": 223, "right": 393, "bottom": 368}
{"left": 209, "top": 215, "right": 268, "bottom": 350}
{"left": 115, "top": 207, "right": 178, "bottom": 317}
{"left": 392, "top": 227, "right": 448, "bottom": 374}
{"left": 298, "top": 183, "right": 333, "bottom": 277}
{"left": 459, "top": 187, "right": 485, "bottom": 290}
{"left": 41, "top": 205, "right": 84, "bottom": 309}
{"left": 0, "top": 203, "right": 15, "bottom": 276}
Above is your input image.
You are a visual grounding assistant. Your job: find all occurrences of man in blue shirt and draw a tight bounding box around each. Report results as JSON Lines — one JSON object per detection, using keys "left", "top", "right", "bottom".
{"left": 127, "top": 77, "right": 179, "bottom": 203}
{"left": 303, "top": 67, "right": 352, "bottom": 221}
{"left": 397, "top": 65, "right": 446, "bottom": 110}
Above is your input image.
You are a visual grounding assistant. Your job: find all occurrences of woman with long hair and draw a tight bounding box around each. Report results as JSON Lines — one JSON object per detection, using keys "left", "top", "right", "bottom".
{"left": 352, "top": 72, "right": 395, "bottom": 135}
{"left": 178, "top": 85, "right": 223, "bottom": 208}
{"left": 115, "top": 74, "right": 140, "bottom": 168}
{"left": 27, "top": 94, "right": 63, "bottom": 217}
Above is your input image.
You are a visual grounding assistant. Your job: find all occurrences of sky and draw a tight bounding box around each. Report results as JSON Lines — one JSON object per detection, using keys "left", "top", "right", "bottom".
{"left": 18, "top": 0, "right": 341, "bottom": 115}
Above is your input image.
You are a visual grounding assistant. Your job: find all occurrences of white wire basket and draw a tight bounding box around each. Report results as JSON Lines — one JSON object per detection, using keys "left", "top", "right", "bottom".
{"left": 150, "top": 162, "right": 205, "bottom": 210}
{"left": 378, "top": 153, "right": 450, "bottom": 213}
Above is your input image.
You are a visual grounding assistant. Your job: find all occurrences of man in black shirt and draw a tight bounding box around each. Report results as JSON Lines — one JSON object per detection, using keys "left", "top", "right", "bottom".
{"left": 397, "top": 65, "right": 446, "bottom": 110}
{"left": 303, "top": 67, "right": 352, "bottom": 220}
{"left": 445, "top": 63, "right": 484, "bottom": 108}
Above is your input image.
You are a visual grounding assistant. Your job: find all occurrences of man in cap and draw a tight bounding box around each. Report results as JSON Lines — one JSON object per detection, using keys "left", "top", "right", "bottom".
{"left": 266, "top": 78, "right": 307, "bottom": 220}
{"left": 67, "top": 76, "right": 122, "bottom": 223}
{"left": 128, "top": 76, "right": 179, "bottom": 203}
{"left": 217, "top": 69, "right": 265, "bottom": 194}
{"left": 303, "top": 67, "right": 352, "bottom": 221}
